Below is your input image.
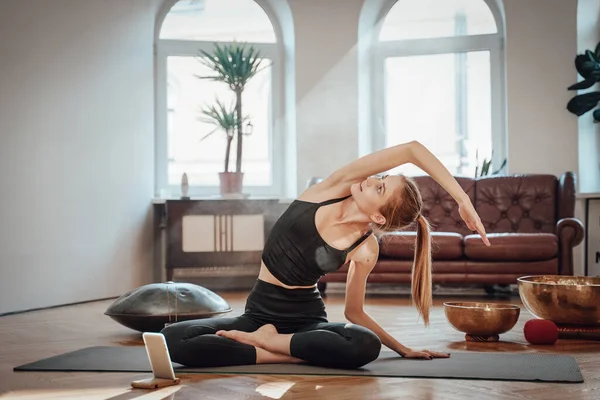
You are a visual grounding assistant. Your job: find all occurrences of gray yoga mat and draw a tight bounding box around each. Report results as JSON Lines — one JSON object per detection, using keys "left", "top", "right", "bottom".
{"left": 13, "top": 346, "right": 583, "bottom": 383}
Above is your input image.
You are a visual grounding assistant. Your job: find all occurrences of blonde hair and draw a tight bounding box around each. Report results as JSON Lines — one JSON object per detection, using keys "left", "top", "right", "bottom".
{"left": 373, "top": 175, "right": 432, "bottom": 326}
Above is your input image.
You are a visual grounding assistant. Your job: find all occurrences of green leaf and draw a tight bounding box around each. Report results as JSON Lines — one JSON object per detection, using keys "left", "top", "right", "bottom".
{"left": 199, "top": 128, "right": 219, "bottom": 141}
{"left": 575, "top": 55, "right": 600, "bottom": 79}
{"left": 195, "top": 42, "right": 267, "bottom": 91}
{"left": 492, "top": 159, "right": 507, "bottom": 175}
{"left": 481, "top": 159, "right": 491, "bottom": 176}
{"left": 567, "top": 91, "right": 600, "bottom": 116}
{"left": 198, "top": 98, "right": 250, "bottom": 139}
{"left": 568, "top": 78, "right": 597, "bottom": 91}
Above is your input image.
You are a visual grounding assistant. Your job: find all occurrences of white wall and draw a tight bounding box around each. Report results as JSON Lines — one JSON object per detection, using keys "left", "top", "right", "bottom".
{"left": 0, "top": 0, "right": 161, "bottom": 314}
{"left": 290, "top": 0, "right": 364, "bottom": 194}
{"left": 503, "top": 0, "right": 579, "bottom": 177}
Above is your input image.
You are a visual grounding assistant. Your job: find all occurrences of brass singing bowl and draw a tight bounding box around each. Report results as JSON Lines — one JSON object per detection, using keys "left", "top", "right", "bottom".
{"left": 518, "top": 275, "right": 600, "bottom": 326}
{"left": 443, "top": 302, "right": 521, "bottom": 336}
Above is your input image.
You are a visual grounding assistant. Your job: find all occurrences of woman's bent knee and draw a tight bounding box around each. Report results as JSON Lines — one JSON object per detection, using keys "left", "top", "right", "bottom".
{"left": 319, "top": 324, "right": 382, "bottom": 369}
{"left": 346, "top": 324, "right": 381, "bottom": 368}
{"left": 160, "top": 320, "right": 215, "bottom": 359}
{"left": 160, "top": 322, "right": 181, "bottom": 345}
{"left": 160, "top": 321, "right": 192, "bottom": 343}
{"left": 160, "top": 322, "right": 190, "bottom": 359}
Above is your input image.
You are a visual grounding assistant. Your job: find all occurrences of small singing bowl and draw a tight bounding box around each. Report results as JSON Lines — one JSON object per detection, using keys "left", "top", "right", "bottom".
{"left": 443, "top": 302, "right": 521, "bottom": 336}
{"left": 518, "top": 275, "right": 600, "bottom": 326}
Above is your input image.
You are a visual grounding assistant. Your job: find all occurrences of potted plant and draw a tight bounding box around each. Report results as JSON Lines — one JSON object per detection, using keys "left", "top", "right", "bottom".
{"left": 196, "top": 42, "right": 266, "bottom": 195}
{"left": 198, "top": 99, "right": 249, "bottom": 194}
{"left": 567, "top": 40, "right": 600, "bottom": 122}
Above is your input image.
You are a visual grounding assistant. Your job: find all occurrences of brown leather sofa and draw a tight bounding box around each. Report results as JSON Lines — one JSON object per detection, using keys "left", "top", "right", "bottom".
{"left": 318, "top": 172, "right": 584, "bottom": 293}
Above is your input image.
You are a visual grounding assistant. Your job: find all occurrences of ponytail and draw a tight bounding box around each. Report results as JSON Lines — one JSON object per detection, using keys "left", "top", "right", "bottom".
{"left": 412, "top": 214, "right": 432, "bottom": 326}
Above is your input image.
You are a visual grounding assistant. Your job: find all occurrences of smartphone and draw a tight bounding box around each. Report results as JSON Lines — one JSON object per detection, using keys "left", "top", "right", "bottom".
{"left": 131, "top": 332, "right": 181, "bottom": 389}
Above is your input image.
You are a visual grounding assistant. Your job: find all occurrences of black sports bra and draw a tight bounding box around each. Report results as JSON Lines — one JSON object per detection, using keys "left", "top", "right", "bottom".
{"left": 261, "top": 195, "right": 372, "bottom": 286}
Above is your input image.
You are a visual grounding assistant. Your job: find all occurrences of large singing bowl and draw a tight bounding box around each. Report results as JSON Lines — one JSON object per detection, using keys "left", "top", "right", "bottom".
{"left": 105, "top": 282, "right": 232, "bottom": 332}
{"left": 518, "top": 275, "right": 600, "bottom": 326}
{"left": 444, "top": 302, "right": 520, "bottom": 336}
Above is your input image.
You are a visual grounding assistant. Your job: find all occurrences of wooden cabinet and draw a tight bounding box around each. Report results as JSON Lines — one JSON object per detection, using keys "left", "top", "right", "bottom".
{"left": 180, "top": 214, "right": 266, "bottom": 253}
{"left": 156, "top": 198, "right": 286, "bottom": 289}
{"left": 586, "top": 198, "right": 600, "bottom": 277}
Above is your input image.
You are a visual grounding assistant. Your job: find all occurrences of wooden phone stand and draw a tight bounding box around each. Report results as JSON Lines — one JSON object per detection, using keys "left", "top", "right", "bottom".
{"left": 131, "top": 377, "right": 181, "bottom": 390}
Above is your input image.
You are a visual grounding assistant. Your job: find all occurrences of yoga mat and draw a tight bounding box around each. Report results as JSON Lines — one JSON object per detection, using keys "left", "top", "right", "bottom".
{"left": 14, "top": 346, "right": 583, "bottom": 383}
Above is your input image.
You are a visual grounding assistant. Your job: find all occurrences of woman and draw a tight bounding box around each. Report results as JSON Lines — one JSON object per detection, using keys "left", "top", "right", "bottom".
{"left": 161, "top": 140, "right": 490, "bottom": 369}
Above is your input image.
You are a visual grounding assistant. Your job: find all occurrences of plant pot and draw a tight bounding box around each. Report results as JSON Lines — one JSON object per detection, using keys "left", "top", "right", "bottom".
{"left": 219, "top": 172, "right": 244, "bottom": 195}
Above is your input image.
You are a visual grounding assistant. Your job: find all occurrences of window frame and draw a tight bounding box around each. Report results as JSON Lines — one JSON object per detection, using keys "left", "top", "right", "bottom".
{"left": 154, "top": 0, "right": 287, "bottom": 198}
{"left": 365, "top": 0, "right": 506, "bottom": 174}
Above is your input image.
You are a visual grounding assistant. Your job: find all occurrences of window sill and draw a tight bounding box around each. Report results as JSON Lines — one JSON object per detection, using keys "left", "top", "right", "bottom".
{"left": 152, "top": 196, "right": 295, "bottom": 205}
{"left": 577, "top": 192, "right": 600, "bottom": 200}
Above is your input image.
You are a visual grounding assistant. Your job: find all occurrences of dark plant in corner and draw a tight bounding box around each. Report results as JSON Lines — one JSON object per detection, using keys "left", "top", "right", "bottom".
{"left": 198, "top": 98, "right": 249, "bottom": 174}
{"left": 475, "top": 150, "right": 507, "bottom": 177}
{"left": 566, "top": 41, "right": 600, "bottom": 122}
{"left": 196, "top": 42, "right": 266, "bottom": 194}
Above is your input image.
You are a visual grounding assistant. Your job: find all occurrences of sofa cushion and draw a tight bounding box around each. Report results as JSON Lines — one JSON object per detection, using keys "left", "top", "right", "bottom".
{"left": 465, "top": 259, "right": 558, "bottom": 275}
{"left": 379, "top": 232, "right": 463, "bottom": 260}
{"left": 464, "top": 233, "right": 558, "bottom": 261}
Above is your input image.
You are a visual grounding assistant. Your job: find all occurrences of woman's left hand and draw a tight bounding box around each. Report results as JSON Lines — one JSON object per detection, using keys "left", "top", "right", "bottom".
{"left": 402, "top": 349, "right": 451, "bottom": 360}
{"left": 458, "top": 200, "right": 490, "bottom": 246}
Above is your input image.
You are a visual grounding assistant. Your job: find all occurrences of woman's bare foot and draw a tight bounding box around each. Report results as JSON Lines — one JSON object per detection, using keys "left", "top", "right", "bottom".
{"left": 216, "top": 324, "right": 278, "bottom": 349}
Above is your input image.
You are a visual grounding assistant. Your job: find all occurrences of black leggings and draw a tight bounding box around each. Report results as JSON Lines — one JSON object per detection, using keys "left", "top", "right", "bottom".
{"left": 161, "top": 280, "right": 381, "bottom": 370}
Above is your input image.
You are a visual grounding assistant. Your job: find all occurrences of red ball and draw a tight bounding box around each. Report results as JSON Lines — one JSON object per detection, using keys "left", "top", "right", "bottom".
{"left": 524, "top": 319, "right": 558, "bottom": 345}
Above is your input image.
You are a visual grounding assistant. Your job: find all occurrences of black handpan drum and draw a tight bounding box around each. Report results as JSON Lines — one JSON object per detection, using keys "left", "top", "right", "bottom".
{"left": 105, "top": 282, "right": 232, "bottom": 332}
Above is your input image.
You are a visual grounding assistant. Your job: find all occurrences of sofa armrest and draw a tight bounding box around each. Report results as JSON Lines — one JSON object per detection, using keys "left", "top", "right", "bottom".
{"left": 557, "top": 172, "right": 576, "bottom": 219}
{"left": 556, "top": 218, "right": 584, "bottom": 275}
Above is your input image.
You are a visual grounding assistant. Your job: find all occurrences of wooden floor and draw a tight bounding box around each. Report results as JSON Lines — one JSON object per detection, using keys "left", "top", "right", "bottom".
{"left": 1, "top": 291, "right": 600, "bottom": 400}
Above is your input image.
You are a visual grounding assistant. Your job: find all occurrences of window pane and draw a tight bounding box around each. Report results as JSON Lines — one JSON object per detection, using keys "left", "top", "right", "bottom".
{"left": 379, "top": 0, "right": 497, "bottom": 41}
{"left": 167, "top": 56, "right": 272, "bottom": 186}
{"left": 384, "top": 51, "right": 492, "bottom": 177}
{"left": 160, "top": 0, "right": 276, "bottom": 43}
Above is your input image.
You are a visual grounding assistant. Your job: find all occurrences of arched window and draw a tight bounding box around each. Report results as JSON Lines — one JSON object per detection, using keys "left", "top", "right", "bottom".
{"left": 155, "top": 0, "right": 287, "bottom": 196}
{"left": 362, "top": 0, "right": 505, "bottom": 177}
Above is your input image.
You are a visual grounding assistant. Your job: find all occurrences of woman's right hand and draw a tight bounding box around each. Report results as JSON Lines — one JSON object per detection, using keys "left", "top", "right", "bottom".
{"left": 402, "top": 349, "right": 451, "bottom": 360}
{"left": 458, "top": 199, "right": 490, "bottom": 246}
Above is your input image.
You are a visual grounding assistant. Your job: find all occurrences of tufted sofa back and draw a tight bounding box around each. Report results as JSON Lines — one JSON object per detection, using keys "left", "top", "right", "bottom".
{"left": 474, "top": 175, "right": 557, "bottom": 234}
{"left": 410, "top": 173, "right": 575, "bottom": 235}
{"left": 412, "top": 176, "right": 476, "bottom": 236}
